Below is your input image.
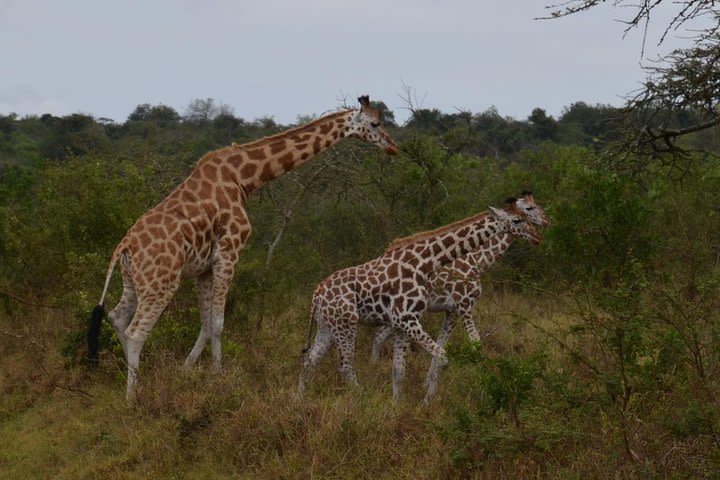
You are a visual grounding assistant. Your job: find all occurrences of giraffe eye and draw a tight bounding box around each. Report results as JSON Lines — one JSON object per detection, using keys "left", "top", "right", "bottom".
{"left": 370, "top": 122, "right": 380, "bottom": 128}
{"left": 525, "top": 206, "right": 534, "bottom": 211}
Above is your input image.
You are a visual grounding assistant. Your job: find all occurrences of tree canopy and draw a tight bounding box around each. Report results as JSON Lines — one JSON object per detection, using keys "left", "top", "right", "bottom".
{"left": 543, "top": 0, "right": 720, "bottom": 171}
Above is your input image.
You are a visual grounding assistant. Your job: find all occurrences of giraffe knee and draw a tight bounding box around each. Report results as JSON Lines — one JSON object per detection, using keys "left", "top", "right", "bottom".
{"left": 124, "top": 325, "right": 150, "bottom": 344}
{"left": 437, "top": 353, "right": 449, "bottom": 367}
{"left": 108, "top": 309, "right": 118, "bottom": 326}
{"left": 211, "top": 314, "right": 224, "bottom": 334}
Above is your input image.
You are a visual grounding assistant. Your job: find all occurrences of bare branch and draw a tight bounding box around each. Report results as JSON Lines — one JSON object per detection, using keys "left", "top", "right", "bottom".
{"left": 397, "top": 81, "right": 427, "bottom": 124}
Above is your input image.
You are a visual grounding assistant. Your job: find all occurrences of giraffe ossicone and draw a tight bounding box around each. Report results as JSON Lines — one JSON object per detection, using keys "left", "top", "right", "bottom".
{"left": 297, "top": 198, "right": 541, "bottom": 401}
{"left": 87, "top": 95, "right": 398, "bottom": 400}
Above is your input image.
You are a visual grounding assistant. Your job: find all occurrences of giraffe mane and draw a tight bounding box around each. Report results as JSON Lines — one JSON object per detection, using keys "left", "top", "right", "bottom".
{"left": 200, "top": 109, "right": 354, "bottom": 161}
{"left": 384, "top": 211, "right": 490, "bottom": 253}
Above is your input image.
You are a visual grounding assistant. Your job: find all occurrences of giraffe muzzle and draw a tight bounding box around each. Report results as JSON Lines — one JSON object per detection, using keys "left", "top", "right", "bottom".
{"left": 384, "top": 143, "right": 399, "bottom": 155}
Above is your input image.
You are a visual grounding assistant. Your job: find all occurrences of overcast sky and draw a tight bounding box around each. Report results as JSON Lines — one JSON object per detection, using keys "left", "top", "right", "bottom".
{"left": 0, "top": 0, "right": 693, "bottom": 124}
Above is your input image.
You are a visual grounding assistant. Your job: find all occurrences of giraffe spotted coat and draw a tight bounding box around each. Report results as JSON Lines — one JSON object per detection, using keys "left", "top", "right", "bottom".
{"left": 370, "top": 192, "right": 549, "bottom": 403}
{"left": 87, "top": 96, "right": 398, "bottom": 400}
{"left": 297, "top": 199, "right": 541, "bottom": 400}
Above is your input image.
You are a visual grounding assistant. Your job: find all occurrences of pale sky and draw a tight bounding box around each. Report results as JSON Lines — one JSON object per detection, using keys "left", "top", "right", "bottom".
{"left": 0, "top": 0, "right": 694, "bottom": 124}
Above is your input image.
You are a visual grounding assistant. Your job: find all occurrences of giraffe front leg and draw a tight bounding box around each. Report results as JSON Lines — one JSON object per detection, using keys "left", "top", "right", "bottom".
{"left": 391, "top": 331, "right": 411, "bottom": 401}
{"left": 370, "top": 325, "right": 394, "bottom": 363}
{"left": 424, "top": 311, "right": 459, "bottom": 404}
{"left": 425, "top": 311, "right": 458, "bottom": 386}
{"left": 391, "top": 314, "right": 447, "bottom": 366}
{"left": 208, "top": 246, "right": 239, "bottom": 372}
{"left": 184, "top": 272, "right": 213, "bottom": 368}
{"left": 460, "top": 299, "right": 481, "bottom": 342}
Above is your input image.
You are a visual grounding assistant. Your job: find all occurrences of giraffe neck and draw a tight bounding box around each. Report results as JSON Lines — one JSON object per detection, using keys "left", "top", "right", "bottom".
{"left": 208, "top": 109, "right": 355, "bottom": 196}
{"left": 450, "top": 234, "right": 513, "bottom": 277}
{"left": 407, "top": 215, "right": 504, "bottom": 277}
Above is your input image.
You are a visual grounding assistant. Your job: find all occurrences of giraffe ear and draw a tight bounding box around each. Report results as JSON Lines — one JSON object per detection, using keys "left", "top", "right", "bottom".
{"left": 358, "top": 95, "right": 370, "bottom": 108}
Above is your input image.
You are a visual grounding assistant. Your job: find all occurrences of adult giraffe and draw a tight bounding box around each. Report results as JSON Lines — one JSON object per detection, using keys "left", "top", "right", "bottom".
{"left": 87, "top": 96, "right": 398, "bottom": 399}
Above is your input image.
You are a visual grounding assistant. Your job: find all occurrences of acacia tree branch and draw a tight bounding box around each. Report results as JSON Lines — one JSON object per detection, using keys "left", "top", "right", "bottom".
{"left": 540, "top": 0, "right": 720, "bottom": 45}
{"left": 264, "top": 163, "right": 330, "bottom": 270}
{"left": 397, "top": 81, "right": 427, "bottom": 125}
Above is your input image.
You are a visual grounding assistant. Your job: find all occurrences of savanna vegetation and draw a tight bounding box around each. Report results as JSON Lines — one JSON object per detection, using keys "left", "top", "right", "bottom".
{"left": 2, "top": 2, "right": 720, "bottom": 476}
{"left": 1, "top": 90, "right": 719, "bottom": 479}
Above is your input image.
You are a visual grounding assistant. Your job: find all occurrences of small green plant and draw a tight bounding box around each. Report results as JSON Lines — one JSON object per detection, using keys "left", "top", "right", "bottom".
{"left": 478, "top": 354, "right": 544, "bottom": 424}
{"left": 449, "top": 341, "right": 545, "bottom": 426}
{"left": 664, "top": 400, "right": 717, "bottom": 439}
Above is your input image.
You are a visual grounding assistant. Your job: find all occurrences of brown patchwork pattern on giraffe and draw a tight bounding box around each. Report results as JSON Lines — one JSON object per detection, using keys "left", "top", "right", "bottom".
{"left": 297, "top": 198, "right": 542, "bottom": 401}
{"left": 87, "top": 95, "right": 398, "bottom": 400}
{"left": 371, "top": 191, "right": 549, "bottom": 404}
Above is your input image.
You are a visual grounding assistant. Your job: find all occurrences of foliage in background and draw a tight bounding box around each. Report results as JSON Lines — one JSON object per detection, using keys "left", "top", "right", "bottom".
{"left": 1, "top": 100, "right": 719, "bottom": 477}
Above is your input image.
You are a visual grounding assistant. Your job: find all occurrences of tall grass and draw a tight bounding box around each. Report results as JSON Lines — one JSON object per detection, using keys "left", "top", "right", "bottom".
{"left": 2, "top": 289, "right": 718, "bottom": 479}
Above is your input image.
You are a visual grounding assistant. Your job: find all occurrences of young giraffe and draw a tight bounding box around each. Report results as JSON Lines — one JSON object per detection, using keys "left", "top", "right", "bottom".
{"left": 87, "top": 96, "right": 398, "bottom": 400}
{"left": 370, "top": 191, "right": 549, "bottom": 404}
{"left": 297, "top": 199, "right": 541, "bottom": 400}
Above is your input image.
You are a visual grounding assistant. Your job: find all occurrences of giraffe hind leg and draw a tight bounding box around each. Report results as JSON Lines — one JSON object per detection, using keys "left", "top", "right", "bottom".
{"left": 184, "top": 272, "right": 213, "bottom": 368}
{"left": 370, "top": 324, "right": 394, "bottom": 363}
{"left": 392, "top": 332, "right": 411, "bottom": 401}
{"left": 107, "top": 269, "right": 138, "bottom": 357}
{"left": 298, "top": 321, "right": 334, "bottom": 396}
{"left": 123, "top": 278, "right": 179, "bottom": 401}
{"left": 332, "top": 314, "right": 360, "bottom": 388}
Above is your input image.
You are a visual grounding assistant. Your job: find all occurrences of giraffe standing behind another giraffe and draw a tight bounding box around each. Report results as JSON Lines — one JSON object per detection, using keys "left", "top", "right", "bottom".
{"left": 297, "top": 198, "right": 542, "bottom": 401}
{"left": 87, "top": 96, "right": 399, "bottom": 400}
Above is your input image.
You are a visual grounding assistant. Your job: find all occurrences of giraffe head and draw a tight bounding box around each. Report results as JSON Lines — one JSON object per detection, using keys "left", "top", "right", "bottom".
{"left": 515, "top": 190, "right": 549, "bottom": 227}
{"left": 488, "top": 198, "right": 542, "bottom": 245}
{"left": 345, "top": 95, "right": 399, "bottom": 155}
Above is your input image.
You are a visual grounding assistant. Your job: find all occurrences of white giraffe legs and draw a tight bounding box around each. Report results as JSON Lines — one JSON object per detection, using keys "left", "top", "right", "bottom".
{"left": 391, "top": 332, "right": 411, "bottom": 400}
{"left": 107, "top": 270, "right": 138, "bottom": 357}
{"left": 184, "top": 272, "right": 213, "bottom": 368}
{"left": 298, "top": 323, "right": 334, "bottom": 396}
{"left": 424, "top": 312, "right": 459, "bottom": 405}
{"left": 123, "top": 286, "right": 176, "bottom": 401}
{"left": 370, "top": 325, "right": 394, "bottom": 363}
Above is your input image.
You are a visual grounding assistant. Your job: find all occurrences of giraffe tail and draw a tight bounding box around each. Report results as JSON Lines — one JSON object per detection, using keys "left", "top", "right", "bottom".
{"left": 87, "top": 304, "right": 105, "bottom": 367}
{"left": 87, "top": 247, "right": 122, "bottom": 366}
{"left": 301, "top": 294, "right": 319, "bottom": 354}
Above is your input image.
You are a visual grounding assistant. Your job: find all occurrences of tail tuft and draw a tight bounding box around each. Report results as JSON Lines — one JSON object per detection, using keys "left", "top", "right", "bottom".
{"left": 87, "top": 304, "right": 105, "bottom": 367}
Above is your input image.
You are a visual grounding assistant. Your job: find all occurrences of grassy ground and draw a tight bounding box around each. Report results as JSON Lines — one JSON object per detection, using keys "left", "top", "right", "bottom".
{"left": 1, "top": 292, "right": 717, "bottom": 479}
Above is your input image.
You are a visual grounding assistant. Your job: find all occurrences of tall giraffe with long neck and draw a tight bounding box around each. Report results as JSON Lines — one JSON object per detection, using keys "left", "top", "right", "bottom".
{"left": 370, "top": 191, "right": 549, "bottom": 403}
{"left": 297, "top": 199, "right": 541, "bottom": 400}
{"left": 87, "top": 96, "right": 398, "bottom": 399}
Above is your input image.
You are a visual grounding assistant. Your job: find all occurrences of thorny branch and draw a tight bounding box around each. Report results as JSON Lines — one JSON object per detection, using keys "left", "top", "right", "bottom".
{"left": 540, "top": 1, "right": 720, "bottom": 174}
